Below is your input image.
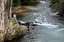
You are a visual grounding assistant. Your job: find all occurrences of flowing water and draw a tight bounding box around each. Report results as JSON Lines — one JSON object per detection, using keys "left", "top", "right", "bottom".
{"left": 11, "top": 0, "right": 64, "bottom": 42}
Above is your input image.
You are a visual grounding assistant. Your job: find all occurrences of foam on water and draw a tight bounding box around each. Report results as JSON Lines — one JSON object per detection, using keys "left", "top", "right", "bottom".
{"left": 34, "top": 18, "right": 43, "bottom": 23}
{"left": 55, "top": 29, "right": 64, "bottom": 32}
{"left": 33, "top": 13, "right": 40, "bottom": 16}
{"left": 49, "top": 12, "right": 59, "bottom": 16}
{"left": 34, "top": 22, "right": 58, "bottom": 28}
{"left": 19, "top": 21, "right": 26, "bottom": 23}
{"left": 39, "top": 1, "right": 46, "bottom": 4}
{"left": 34, "top": 16, "right": 58, "bottom": 28}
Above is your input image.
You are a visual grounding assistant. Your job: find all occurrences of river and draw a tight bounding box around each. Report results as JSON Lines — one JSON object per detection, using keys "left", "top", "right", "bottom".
{"left": 10, "top": 0, "right": 64, "bottom": 42}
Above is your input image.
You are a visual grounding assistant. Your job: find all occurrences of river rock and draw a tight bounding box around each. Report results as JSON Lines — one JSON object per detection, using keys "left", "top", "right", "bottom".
{"left": 4, "top": 19, "right": 28, "bottom": 41}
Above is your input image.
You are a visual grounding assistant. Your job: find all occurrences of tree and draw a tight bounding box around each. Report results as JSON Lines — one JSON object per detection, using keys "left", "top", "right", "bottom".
{"left": 13, "top": 0, "right": 38, "bottom": 6}
{"left": 13, "top": 0, "right": 21, "bottom": 6}
{"left": 0, "top": 0, "right": 13, "bottom": 41}
{"left": 50, "top": 0, "right": 64, "bottom": 16}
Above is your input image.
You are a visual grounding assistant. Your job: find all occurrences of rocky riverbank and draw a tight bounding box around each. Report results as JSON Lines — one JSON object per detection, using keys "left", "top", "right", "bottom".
{"left": 0, "top": 19, "right": 28, "bottom": 42}
{"left": 5, "top": 19, "right": 28, "bottom": 40}
{"left": 12, "top": 6, "right": 38, "bottom": 16}
{"left": 3, "top": 6, "right": 37, "bottom": 42}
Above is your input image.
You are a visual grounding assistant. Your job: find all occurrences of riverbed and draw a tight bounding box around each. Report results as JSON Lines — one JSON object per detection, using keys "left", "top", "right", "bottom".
{"left": 9, "top": 0, "right": 64, "bottom": 42}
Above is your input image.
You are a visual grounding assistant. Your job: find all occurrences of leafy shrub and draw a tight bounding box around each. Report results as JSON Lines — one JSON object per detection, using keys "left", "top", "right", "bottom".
{"left": 13, "top": 0, "right": 38, "bottom": 7}
{"left": 50, "top": 0, "right": 64, "bottom": 13}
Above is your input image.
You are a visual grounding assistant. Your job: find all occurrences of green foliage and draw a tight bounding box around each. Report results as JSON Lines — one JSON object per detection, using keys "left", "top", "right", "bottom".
{"left": 13, "top": 0, "right": 38, "bottom": 7}
{"left": 12, "top": 19, "right": 21, "bottom": 33}
{"left": 50, "top": 0, "right": 59, "bottom": 5}
{"left": 21, "top": 0, "right": 38, "bottom": 5}
{"left": 13, "top": 0, "right": 21, "bottom": 7}
{"left": 12, "top": 19, "right": 17, "bottom": 25}
{"left": 50, "top": 0, "right": 64, "bottom": 12}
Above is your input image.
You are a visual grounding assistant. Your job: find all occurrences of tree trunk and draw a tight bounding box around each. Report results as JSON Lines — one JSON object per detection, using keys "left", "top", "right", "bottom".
{"left": 4, "top": 0, "right": 13, "bottom": 40}
{"left": 0, "top": 0, "right": 13, "bottom": 42}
